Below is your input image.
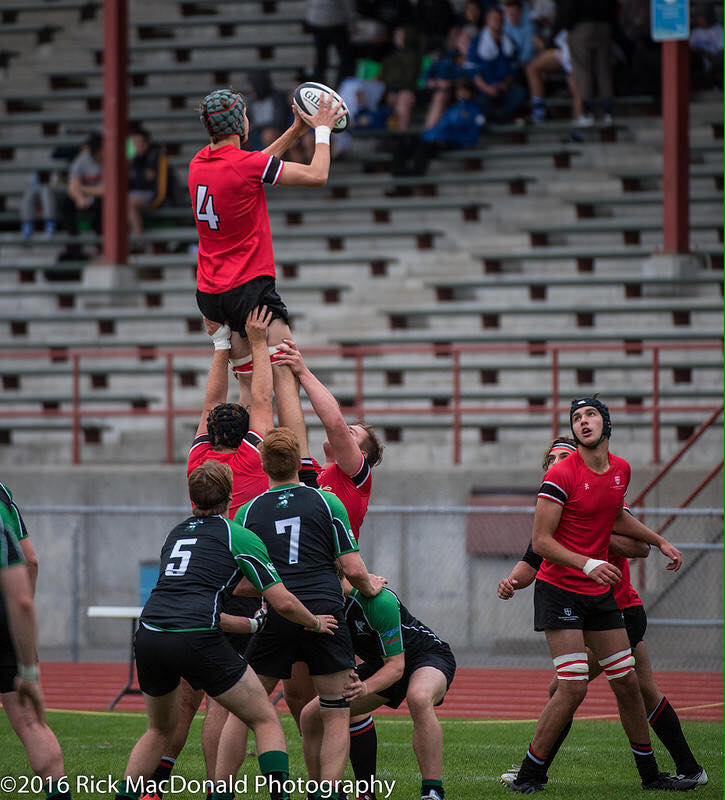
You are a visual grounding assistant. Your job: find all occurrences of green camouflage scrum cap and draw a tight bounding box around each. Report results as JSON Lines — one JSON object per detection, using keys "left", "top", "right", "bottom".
{"left": 199, "top": 89, "right": 247, "bottom": 141}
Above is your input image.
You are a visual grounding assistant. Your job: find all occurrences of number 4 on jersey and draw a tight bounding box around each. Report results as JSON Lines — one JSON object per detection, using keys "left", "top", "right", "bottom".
{"left": 196, "top": 185, "right": 220, "bottom": 230}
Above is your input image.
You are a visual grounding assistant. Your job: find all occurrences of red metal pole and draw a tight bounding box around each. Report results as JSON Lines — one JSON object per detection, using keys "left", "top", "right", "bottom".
{"left": 652, "top": 346, "right": 661, "bottom": 464}
{"left": 452, "top": 348, "right": 462, "bottom": 465}
{"left": 551, "top": 347, "right": 560, "bottom": 439}
{"left": 72, "top": 353, "right": 81, "bottom": 464}
{"left": 102, "top": 0, "right": 128, "bottom": 265}
{"left": 662, "top": 40, "right": 690, "bottom": 254}
{"left": 165, "top": 352, "right": 174, "bottom": 464}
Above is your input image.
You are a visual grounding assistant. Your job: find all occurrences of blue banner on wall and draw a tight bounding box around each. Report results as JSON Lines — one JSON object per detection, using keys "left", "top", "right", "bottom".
{"left": 651, "top": 0, "right": 690, "bottom": 42}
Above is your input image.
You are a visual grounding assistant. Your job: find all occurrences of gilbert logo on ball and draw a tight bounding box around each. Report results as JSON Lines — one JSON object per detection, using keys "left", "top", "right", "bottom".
{"left": 293, "top": 81, "right": 350, "bottom": 133}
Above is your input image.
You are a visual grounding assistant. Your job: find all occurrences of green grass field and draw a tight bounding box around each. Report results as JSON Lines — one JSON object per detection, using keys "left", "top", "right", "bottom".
{"left": 0, "top": 711, "right": 720, "bottom": 799}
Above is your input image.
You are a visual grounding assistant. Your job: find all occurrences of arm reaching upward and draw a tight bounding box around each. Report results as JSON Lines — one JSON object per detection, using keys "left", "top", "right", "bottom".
{"left": 194, "top": 328, "right": 231, "bottom": 437}
{"left": 245, "top": 306, "right": 274, "bottom": 437}
{"left": 276, "top": 339, "right": 363, "bottom": 476}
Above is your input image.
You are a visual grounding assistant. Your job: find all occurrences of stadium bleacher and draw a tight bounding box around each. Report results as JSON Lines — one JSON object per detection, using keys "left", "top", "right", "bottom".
{"left": 0, "top": 0, "right": 721, "bottom": 468}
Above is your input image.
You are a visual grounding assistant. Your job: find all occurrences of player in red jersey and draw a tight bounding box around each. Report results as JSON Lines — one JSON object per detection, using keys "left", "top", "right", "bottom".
{"left": 190, "top": 88, "right": 346, "bottom": 466}
{"left": 497, "top": 437, "right": 706, "bottom": 787}
{"left": 507, "top": 397, "right": 697, "bottom": 793}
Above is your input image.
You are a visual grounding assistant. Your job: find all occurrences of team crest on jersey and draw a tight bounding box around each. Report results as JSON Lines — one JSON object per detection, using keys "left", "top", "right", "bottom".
{"left": 276, "top": 490, "right": 293, "bottom": 509}
{"left": 564, "top": 608, "right": 572, "bottom": 617}
{"left": 186, "top": 519, "right": 203, "bottom": 531}
{"left": 355, "top": 620, "right": 367, "bottom": 634}
{"left": 612, "top": 473, "right": 624, "bottom": 489}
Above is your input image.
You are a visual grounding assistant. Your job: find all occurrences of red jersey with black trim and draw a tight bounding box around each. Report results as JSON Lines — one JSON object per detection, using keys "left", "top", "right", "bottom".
{"left": 187, "top": 430, "right": 269, "bottom": 519}
{"left": 188, "top": 145, "right": 284, "bottom": 294}
{"left": 536, "top": 450, "right": 631, "bottom": 596}
{"left": 610, "top": 553, "right": 644, "bottom": 609}
{"left": 316, "top": 457, "right": 373, "bottom": 541}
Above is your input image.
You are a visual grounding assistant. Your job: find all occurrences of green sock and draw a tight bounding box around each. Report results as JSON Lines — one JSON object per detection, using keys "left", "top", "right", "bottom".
{"left": 258, "top": 750, "right": 290, "bottom": 800}
{"left": 115, "top": 778, "right": 141, "bottom": 800}
{"left": 422, "top": 779, "right": 444, "bottom": 799}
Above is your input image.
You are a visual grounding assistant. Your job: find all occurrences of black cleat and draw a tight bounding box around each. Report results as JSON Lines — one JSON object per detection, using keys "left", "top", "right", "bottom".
{"left": 642, "top": 773, "right": 699, "bottom": 791}
{"left": 509, "top": 777, "right": 547, "bottom": 794}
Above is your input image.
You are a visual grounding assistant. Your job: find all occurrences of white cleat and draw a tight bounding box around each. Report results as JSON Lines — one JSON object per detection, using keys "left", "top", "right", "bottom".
{"left": 677, "top": 767, "right": 708, "bottom": 785}
{"left": 500, "top": 766, "right": 520, "bottom": 786}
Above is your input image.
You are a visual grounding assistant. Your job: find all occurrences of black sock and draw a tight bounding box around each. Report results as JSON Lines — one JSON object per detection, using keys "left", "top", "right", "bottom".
{"left": 649, "top": 696, "right": 701, "bottom": 775}
{"left": 544, "top": 720, "right": 572, "bottom": 772}
{"left": 349, "top": 716, "right": 377, "bottom": 785}
{"left": 630, "top": 740, "right": 660, "bottom": 784}
{"left": 421, "top": 779, "right": 444, "bottom": 799}
{"left": 517, "top": 747, "right": 547, "bottom": 783}
{"left": 149, "top": 755, "right": 176, "bottom": 799}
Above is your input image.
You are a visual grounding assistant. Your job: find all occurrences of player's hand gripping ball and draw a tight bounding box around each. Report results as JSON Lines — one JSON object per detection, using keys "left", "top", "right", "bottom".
{"left": 293, "top": 81, "right": 350, "bottom": 133}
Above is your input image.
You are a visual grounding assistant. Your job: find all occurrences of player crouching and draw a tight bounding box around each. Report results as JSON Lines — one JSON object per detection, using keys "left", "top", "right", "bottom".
{"left": 300, "top": 577, "right": 456, "bottom": 800}
{"left": 114, "top": 461, "right": 337, "bottom": 800}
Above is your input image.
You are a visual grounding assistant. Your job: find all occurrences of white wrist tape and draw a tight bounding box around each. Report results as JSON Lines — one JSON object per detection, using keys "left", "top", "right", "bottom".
{"left": 583, "top": 558, "right": 607, "bottom": 576}
{"left": 248, "top": 617, "right": 259, "bottom": 634}
{"left": 18, "top": 664, "right": 40, "bottom": 682}
{"left": 315, "top": 126, "right": 331, "bottom": 145}
{"left": 211, "top": 324, "right": 232, "bottom": 350}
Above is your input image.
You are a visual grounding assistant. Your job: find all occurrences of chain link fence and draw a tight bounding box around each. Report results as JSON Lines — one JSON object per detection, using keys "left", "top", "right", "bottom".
{"left": 23, "top": 506, "right": 723, "bottom": 672}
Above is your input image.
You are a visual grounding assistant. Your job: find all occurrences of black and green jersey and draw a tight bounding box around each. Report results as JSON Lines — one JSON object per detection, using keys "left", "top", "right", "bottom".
{"left": 141, "top": 515, "right": 281, "bottom": 633}
{"left": 0, "top": 516, "right": 24, "bottom": 571}
{"left": 345, "top": 587, "right": 448, "bottom": 664}
{"left": 235, "top": 484, "right": 358, "bottom": 609}
{"left": 0, "top": 483, "right": 29, "bottom": 543}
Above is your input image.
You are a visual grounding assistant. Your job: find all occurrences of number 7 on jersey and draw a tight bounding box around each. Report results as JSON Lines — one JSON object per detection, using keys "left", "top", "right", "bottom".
{"left": 195, "top": 185, "right": 220, "bottom": 230}
{"left": 276, "top": 517, "right": 301, "bottom": 565}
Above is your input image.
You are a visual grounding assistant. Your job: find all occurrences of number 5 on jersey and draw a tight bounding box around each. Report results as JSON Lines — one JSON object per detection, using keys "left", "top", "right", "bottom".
{"left": 195, "top": 185, "right": 220, "bottom": 230}
{"left": 165, "top": 538, "right": 197, "bottom": 576}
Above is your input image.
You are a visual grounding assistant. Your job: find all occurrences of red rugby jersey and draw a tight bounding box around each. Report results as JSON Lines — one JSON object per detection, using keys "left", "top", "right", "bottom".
{"left": 610, "top": 553, "right": 644, "bottom": 609}
{"left": 188, "top": 145, "right": 283, "bottom": 294}
{"left": 187, "top": 430, "right": 269, "bottom": 519}
{"left": 536, "top": 450, "right": 631, "bottom": 596}
{"left": 317, "top": 457, "right": 373, "bottom": 541}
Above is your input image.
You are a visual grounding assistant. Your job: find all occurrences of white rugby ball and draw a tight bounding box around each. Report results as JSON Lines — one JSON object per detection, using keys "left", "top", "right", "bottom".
{"left": 293, "top": 81, "right": 350, "bottom": 133}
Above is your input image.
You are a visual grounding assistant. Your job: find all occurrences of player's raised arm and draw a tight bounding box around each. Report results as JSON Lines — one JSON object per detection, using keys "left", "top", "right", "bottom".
{"left": 245, "top": 306, "right": 274, "bottom": 437}
{"left": 276, "top": 95, "right": 347, "bottom": 187}
{"left": 611, "top": 508, "right": 683, "bottom": 571}
{"left": 194, "top": 322, "right": 231, "bottom": 438}
{"left": 276, "top": 339, "right": 363, "bottom": 476}
{"left": 261, "top": 107, "right": 308, "bottom": 159}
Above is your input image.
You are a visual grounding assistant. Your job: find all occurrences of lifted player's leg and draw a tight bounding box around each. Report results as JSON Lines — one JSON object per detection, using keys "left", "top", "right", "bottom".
{"left": 282, "top": 661, "right": 317, "bottom": 729}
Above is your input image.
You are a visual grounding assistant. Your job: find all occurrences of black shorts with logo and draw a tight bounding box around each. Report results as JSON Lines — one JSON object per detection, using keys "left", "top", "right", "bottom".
{"left": 623, "top": 604, "right": 648, "bottom": 649}
{"left": 0, "top": 603, "right": 17, "bottom": 693}
{"left": 135, "top": 624, "right": 247, "bottom": 698}
{"left": 356, "top": 644, "right": 457, "bottom": 710}
{"left": 534, "top": 580, "right": 625, "bottom": 632}
{"left": 196, "top": 276, "right": 289, "bottom": 334}
{"left": 245, "top": 600, "right": 354, "bottom": 679}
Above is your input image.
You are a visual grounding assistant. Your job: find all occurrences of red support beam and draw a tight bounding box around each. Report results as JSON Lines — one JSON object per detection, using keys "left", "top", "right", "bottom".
{"left": 102, "top": 0, "right": 128, "bottom": 265}
{"left": 662, "top": 40, "right": 690, "bottom": 254}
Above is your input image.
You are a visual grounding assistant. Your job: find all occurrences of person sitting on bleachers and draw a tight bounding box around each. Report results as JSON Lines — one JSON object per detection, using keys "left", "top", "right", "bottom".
{"left": 20, "top": 173, "right": 58, "bottom": 241}
{"left": 389, "top": 78, "right": 486, "bottom": 179}
{"left": 60, "top": 132, "right": 103, "bottom": 236}
{"left": 379, "top": 26, "right": 423, "bottom": 132}
{"left": 128, "top": 127, "right": 168, "bottom": 237}
{"left": 422, "top": 27, "right": 475, "bottom": 129}
{"left": 503, "top": 0, "right": 538, "bottom": 68}
{"left": 246, "top": 71, "right": 293, "bottom": 151}
{"left": 467, "top": 6, "right": 528, "bottom": 123}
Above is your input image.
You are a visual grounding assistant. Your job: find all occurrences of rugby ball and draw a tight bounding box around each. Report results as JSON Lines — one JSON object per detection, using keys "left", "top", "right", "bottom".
{"left": 293, "top": 81, "right": 350, "bottom": 133}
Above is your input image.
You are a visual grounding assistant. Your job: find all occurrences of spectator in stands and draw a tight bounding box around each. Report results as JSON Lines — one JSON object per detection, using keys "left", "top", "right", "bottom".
{"left": 379, "top": 26, "right": 423, "bottom": 132}
{"left": 468, "top": 6, "right": 528, "bottom": 123}
{"left": 413, "top": 0, "right": 457, "bottom": 51}
{"left": 20, "top": 174, "right": 57, "bottom": 241}
{"left": 389, "top": 79, "right": 486, "bottom": 178}
{"left": 503, "top": 0, "right": 537, "bottom": 67}
{"left": 305, "top": 0, "right": 356, "bottom": 85}
{"left": 690, "top": 5, "right": 723, "bottom": 90}
{"left": 422, "top": 28, "right": 474, "bottom": 128}
{"left": 558, "top": 0, "right": 618, "bottom": 125}
{"left": 247, "top": 71, "right": 292, "bottom": 150}
{"left": 58, "top": 132, "right": 103, "bottom": 236}
{"left": 128, "top": 127, "right": 168, "bottom": 237}
{"left": 525, "top": 30, "right": 584, "bottom": 122}
{"left": 460, "top": 0, "right": 485, "bottom": 36}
